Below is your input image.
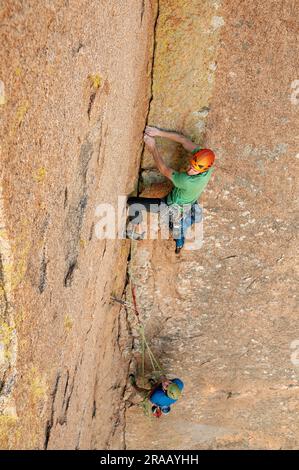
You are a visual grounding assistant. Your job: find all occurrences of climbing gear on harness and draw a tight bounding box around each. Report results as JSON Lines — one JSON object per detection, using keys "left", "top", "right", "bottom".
{"left": 167, "top": 202, "right": 199, "bottom": 239}
{"left": 160, "top": 203, "right": 184, "bottom": 239}
{"left": 168, "top": 204, "right": 184, "bottom": 239}
{"left": 167, "top": 382, "right": 181, "bottom": 400}
{"left": 190, "top": 148, "right": 215, "bottom": 173}
{"left": 160, "top": 201, "right": 201, "bottom": 252}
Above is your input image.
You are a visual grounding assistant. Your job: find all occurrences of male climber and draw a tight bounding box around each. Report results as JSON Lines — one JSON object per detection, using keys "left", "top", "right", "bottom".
{"left": 129, "top": 374, "right": 184, "bottom": 417}
{"left": 126, "top": 126, "right": 215, "bottom": 253}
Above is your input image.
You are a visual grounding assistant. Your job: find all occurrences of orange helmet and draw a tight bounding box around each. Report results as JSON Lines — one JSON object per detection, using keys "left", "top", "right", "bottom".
{"left": 190, "top": 149, "right": 215, "bottom": 173}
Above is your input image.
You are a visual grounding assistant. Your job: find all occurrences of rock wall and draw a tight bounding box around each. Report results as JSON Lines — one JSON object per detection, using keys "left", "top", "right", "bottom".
{"left": 125, "top": 0, "right": 299, "bottom": 450}
{"left": 1, "top": 0, "right": 298, "bottom": 451}
{"left": 0, "top": 0, "right": 157, "bottom": 449}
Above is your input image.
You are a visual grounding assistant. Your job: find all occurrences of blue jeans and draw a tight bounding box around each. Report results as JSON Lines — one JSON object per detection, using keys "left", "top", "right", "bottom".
{"left": 173, "top": 203, "right": 202, "bottom": 248}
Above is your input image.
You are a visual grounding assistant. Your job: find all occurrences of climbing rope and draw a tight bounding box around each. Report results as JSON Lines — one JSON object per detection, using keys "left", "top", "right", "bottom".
{"left": 111, "top": 277, "right": 164, "bottom": 385}
{"left": 130, "top": 280, "right": 164, "bottom": 384}
{"left": 110, "top": 222, "right": 166, "bottom": 416}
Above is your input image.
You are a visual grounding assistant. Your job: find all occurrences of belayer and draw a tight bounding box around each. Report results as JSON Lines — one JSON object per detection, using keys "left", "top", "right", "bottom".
{"left": 126, "top": 126, "right": 215, "bottom": 253}
{"left": 129, "top": 373, "right": 184, "bottom": 417}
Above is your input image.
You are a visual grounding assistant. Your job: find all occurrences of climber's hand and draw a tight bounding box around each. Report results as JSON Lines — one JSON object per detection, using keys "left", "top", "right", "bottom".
{"left": 145, "top": 126, "right": 162, "bottom": 137}
{"left": 162, "top": 379, "right": 171, "bottom": 390}
{"left": 144, "top": 134, "right": 156, "bottom": 150}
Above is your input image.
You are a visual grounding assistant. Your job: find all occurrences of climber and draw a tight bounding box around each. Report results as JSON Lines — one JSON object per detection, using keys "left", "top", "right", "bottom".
{"left": 126, "top": 126, "right": 215, "bottom": 253}
{"left": 129, "top": 373, "right": 184, "bottom": 417}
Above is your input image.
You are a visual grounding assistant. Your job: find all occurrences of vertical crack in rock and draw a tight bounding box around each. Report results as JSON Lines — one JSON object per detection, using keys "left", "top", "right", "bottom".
{"left": 121, "top": 249, "right": 137, "bottom": 450}
{"left": 89, "top": 222, "right": 95, "bottom": 241}
{"left": 87, "top": 92, "right": 96, "bottom": 120}
{"left": 64, "top": 139, "right": 93, "bottom": 287}
{"left": 147, "top": 0, "right": 160, "bottom": 120}
{"left": 64, "top": 261, "right": 77, "bottom": 287}
{"left": 0, "top": 183, "right": 18, "bottom": 417}
{"left": 101, "top": 240, "right": 107, "bottom": 261}
{"left": 64, "top": 187, "right": 68, "bottom": 209}
{"left": 0, "top": 255, "right": 9, "bottom": 318}
{"left": 45, "top": 353, "right": 83, "bottom": 448}
{"left": 137, "top": 0, "right": 160, "bottom": 195}
{"left": 38, "top": 245, "right": 48, "bottom": 293}
{"left": 44, "top": 372, "right": 61, "bottom": 450}
{"left": 1, "top": 0, "right": 173, "bottom": 450}
{"left": 102, "top": 309, "right": 131, "bottom": 450}
{"left": 75, "top": 402, "right": 88, "bottom": 450}
{"left": 96, "top": 120, "right": 105, "bottom": 166}
{"left": 58, "top": 365, "right": 77, "bottom": 425}
{"left": 140, "top": 0, "right": 145, "bottom": 25}
{"left": 92, "top": 399, "right": 96, "bottom": 419}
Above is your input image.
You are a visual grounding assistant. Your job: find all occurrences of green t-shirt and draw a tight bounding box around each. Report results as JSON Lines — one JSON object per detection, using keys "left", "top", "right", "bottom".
{"left": 167, "top": 147, "right": 214, "bottom": 206}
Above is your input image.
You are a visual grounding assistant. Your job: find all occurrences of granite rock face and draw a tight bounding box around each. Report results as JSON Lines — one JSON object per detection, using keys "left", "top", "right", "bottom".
{"left": 0, "top": 0, "right": 157, "bottom": 449}
{"left": 1, "top": 0, "right": 298, "bottom": 450}
{"left": 125, "top": 0, "right": 299, "bottom": 450}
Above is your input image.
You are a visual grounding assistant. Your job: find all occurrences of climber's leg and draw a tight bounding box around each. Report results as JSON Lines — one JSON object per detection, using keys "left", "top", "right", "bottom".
{"left": 126, "top": 196, "right": 167, "bottom": 239}
{"left": 127, "top": 196, "right": 166, "bottom": 223}
{"left": 175, "top": 230, "right": 185, "bottom": 254}
{"left": 173, "top": 203, "right": 199, "bottom": 253}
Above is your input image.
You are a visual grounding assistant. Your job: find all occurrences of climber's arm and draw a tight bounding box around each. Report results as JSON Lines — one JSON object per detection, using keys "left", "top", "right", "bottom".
{"left": 161, "top": 131, "right": 199, "bottom": 153}
{"left": 151, "top": 146, "right": 174, "bottom": 180}
{"left": 145, "top": 126, "right": 199, "bottom": 152}
{"left": 144, "top": 135, "right": 174, "bottom": 180}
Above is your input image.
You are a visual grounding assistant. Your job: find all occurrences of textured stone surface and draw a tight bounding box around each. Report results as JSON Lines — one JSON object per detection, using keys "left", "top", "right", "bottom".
{"left": 143, "top": 0, "right": 224, "bottom": 170}
{"left": 0, "top": 0, "right": 156, "bottom": 449}
{"left": 1, "top": 0, "right": 298, "bottom": 450}
{"left": 125, "top": 0, "right": 299, "bottom": 450}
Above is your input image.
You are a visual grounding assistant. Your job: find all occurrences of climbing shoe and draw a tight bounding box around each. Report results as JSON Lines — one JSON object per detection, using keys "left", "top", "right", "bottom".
{"left": 129, "top": 374, "right": 136, "bottom": 386}
{"left": 152, "top": 405, "right": 162, "bottom": 418}
{"left": 175, "top": 246, "right": 182, "bottom": 255}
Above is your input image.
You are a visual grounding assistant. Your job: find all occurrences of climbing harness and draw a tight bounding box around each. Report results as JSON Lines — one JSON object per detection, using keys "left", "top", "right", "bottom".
{"left": 161, "top": 202, "right": 200, "bottom": 243}
{"left": 160, "top": 203, "right": 184, "bottom": 239}
{"left": 168, "top": 204, "right": 184, "bottom": 239}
